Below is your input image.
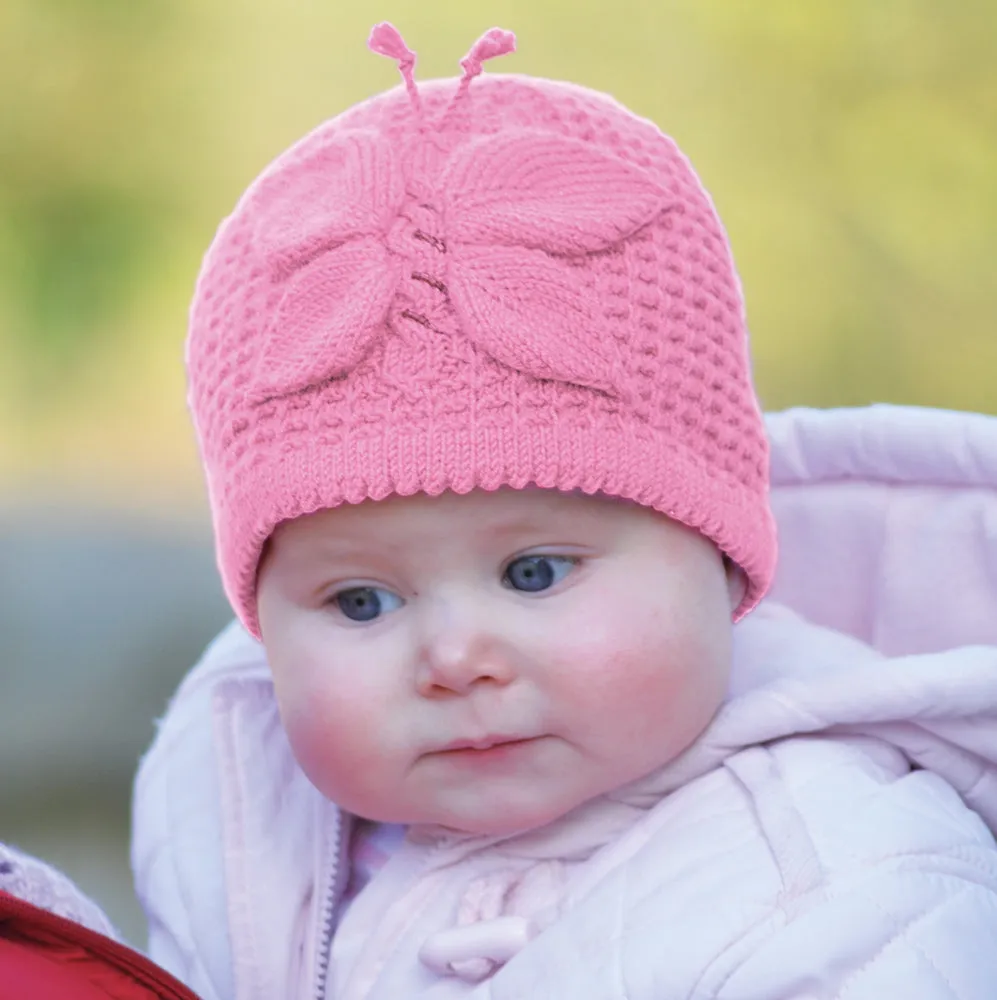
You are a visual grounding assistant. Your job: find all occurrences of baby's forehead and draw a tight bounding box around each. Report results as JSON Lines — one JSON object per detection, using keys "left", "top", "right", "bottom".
{"left": 260, "top": 485, "right": 732, "bottom": 592}
{"left": 278, "top": 486, "right": 641, "bottom": 545}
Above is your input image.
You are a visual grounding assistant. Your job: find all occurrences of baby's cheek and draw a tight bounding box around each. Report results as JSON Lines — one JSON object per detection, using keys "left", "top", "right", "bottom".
{"left": 278, "top": 680, "right": 377, "bottom": 798}
{"left": 582, "top": 646, "right": 684, "bottom": 715}
{"left": 571, "top": 627, "right": 725, "bottom": 746}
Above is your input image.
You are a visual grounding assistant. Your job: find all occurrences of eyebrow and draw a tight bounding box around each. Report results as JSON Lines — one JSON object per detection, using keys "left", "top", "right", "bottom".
{"left": 304, "top": 514, "right": 571, "bottom": 557}
{"left": 479, "top": 517, "right": 553, "bottom": 537}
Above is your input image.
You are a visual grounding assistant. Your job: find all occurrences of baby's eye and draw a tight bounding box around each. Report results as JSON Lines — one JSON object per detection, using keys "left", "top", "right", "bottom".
{"left": 333, "top": 586, "right": 402, "bottom": 622}
{"left": 503, "top": 555, "right": 576, "bottom": 594}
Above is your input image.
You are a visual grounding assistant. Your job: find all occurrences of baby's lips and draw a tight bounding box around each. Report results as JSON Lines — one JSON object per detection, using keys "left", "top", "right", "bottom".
{"left": 432, "top": 731, "right": 540, "bottom": 753}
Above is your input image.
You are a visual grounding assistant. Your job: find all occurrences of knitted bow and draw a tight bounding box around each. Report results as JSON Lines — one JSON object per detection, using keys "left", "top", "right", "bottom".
{"left": 249, "top": 128, "right": 670, "bottom": 402}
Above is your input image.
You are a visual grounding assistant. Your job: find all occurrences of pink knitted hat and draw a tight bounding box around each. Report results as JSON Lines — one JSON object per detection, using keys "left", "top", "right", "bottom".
{"left": 186, "top": 23, "right": 776, "bottom": 638}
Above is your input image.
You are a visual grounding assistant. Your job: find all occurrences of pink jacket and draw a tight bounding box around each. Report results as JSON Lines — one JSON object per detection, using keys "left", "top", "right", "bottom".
{"left": 132, "top": 404, "right": 997, "bottom": 999}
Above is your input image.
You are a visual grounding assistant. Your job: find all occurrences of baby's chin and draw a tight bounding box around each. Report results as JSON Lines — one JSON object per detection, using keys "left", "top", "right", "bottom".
{"left": 438, "top": 790, "right": 613, "bottom": 839}
{"left": 437, "top": 808, "right": 565, "bottom": 839}
{"left": 349, "top": 791, "right": 582, "bottom": 839}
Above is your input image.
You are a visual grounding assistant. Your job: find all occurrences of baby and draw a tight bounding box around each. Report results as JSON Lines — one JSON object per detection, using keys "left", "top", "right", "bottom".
{"left": 132, "top": 22, "right": 997, "bottom": 999}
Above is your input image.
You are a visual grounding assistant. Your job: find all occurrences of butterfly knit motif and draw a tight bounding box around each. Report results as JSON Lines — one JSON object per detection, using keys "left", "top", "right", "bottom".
{"left": 251, "top": 129, "right": 672, "bottom": 403}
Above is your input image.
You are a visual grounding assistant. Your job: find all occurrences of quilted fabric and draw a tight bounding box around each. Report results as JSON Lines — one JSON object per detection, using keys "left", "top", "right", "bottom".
{"left": 132, "top": 405, "right": 997, "bottom": 999}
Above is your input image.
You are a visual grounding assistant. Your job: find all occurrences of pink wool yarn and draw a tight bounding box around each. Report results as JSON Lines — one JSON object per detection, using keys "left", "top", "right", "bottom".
{"left": 186, "top": 23, "right": 777, "bottom": 638}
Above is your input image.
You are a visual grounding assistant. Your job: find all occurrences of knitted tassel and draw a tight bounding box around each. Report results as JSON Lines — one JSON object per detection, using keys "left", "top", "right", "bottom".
{"left": 444, "top": 27, "right": 516, "bottom": 127}
{"left": 459, "top": 27, "right": 517, "bottom": 81}
{"left": 368, "top": 22, "right": 422, "bottom": 119}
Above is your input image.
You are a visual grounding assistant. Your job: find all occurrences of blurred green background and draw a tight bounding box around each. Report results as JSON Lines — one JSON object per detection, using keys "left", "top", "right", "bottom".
{"left": 1, "top": 0, "right": 995, "bottom": 945}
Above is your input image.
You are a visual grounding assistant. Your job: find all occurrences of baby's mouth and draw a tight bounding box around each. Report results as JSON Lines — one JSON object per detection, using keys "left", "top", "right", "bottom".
{"left": 435, "top": 734, "right": 533, "bottom": 753}
{"left": 425, "top": 736, "right": 546, "bottom": 769}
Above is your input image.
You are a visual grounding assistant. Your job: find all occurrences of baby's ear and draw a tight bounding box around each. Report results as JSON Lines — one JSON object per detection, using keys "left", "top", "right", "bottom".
{"left": 723, "top": 556, "right": 748, "bottom": 612}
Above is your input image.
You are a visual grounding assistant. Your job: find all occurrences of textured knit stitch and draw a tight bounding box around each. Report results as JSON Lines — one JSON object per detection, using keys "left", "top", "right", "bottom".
{"left": 185, "top": 23, "right": 776, "bottom": 637}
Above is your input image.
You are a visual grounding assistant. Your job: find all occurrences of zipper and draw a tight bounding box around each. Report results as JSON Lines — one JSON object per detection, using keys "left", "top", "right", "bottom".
{"left": 312, "top": 809, "right": 348, "bottom": 1000}
{"left": 0, "top": 889, "right": 203, "bottom": 999}
{"left": 324, "top": 826, "right": 494, "bottom": 1000}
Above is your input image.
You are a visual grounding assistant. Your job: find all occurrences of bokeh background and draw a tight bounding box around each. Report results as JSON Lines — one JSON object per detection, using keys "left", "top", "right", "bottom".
{"left": 1, "top": 0, "right": 995, "bottom": 946}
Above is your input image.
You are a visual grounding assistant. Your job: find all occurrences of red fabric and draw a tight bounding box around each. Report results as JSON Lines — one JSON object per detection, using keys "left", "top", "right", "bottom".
{"left": 0, "top": 891, "right": 200, "bottom": 1000}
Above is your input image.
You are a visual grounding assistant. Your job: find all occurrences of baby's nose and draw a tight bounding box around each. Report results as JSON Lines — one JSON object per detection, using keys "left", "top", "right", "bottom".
{"left": 415, "top": 621, "right": 518, "bottom": 697}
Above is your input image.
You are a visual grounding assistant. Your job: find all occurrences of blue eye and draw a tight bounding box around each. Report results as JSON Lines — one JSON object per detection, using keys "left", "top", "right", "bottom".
{"left": 503, "top": 555, "right": 575, "bottom": 593}
{"left": 334, "top": 587, "right": 402, "bottom": 622}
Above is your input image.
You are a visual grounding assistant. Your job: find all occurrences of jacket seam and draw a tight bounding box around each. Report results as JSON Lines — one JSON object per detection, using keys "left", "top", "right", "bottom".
{"left": 831, "top": 881, "right": 974, "bottom": 999}
{"left": 724, "top": 745, "right": 827, "bottom": 901}
{"left": 687, "top": 744, "right": 826, "bottom": 999}
{"left": 693, "top": 853, "right": 997, "bottom": 999}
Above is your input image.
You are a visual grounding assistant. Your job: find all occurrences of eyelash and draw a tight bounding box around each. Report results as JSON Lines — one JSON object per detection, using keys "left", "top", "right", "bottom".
{"left": 326, "top": 554, "right": 581, "bottom": 623}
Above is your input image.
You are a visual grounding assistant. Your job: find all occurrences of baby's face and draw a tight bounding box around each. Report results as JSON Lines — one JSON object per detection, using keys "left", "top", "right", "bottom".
{"left": 257, "top": 487, "right": 742, "bottom": 837}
